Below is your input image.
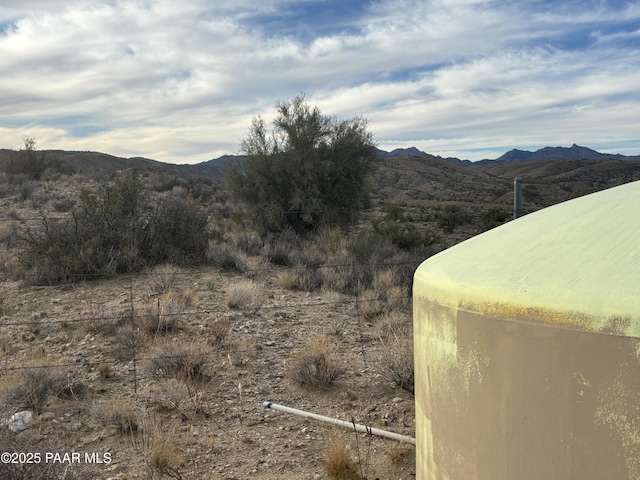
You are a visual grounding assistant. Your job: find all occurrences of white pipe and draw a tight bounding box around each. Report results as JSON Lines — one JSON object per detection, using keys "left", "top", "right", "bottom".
{"left": 262, "top": 401, "right": 416, "bottom": 445}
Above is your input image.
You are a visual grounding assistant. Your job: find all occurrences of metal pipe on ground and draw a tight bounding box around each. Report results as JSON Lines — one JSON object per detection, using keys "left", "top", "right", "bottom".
{"left": 262, "top": 401, "right": 416, "bottom": 445}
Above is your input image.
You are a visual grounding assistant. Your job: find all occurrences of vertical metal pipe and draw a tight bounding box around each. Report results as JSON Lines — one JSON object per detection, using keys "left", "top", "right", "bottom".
{"left": 514, "top": 177, "right": 523, "bottom": 219}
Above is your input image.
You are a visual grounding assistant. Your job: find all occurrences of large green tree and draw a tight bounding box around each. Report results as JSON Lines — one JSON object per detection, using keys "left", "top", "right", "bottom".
{"left": 227, "top": 95, "right": 378, "bottom": 233}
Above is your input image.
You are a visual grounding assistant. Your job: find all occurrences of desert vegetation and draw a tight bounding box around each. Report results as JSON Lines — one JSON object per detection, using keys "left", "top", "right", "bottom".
{"left": 1, "top": 99, "right": 636, "bottom": 478}
{"left": 0, "top": 113, "right": 426, "bottom": 479}
{"left": 226, "top": 94, "right": 377, "bottom": 234}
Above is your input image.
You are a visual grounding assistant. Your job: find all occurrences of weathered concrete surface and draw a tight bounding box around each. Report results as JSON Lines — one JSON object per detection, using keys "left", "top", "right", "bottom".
{"left": 414, "top": 180, "right": 640, "bottom": 480}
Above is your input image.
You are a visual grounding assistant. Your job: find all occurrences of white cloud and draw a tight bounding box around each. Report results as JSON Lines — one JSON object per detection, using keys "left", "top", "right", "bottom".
{"left": 1, "top": 0, "right": 640, "bottom": 163}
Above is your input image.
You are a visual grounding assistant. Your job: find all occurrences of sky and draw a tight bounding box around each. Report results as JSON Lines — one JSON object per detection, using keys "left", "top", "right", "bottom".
{"left": 1, "top": 0, "right": 640, "bottom": 164}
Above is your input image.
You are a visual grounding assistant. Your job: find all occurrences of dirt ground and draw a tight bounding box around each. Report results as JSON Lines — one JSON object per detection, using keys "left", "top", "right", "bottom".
{"left": 0, "top": 263, "right": 416, "bottom": 480}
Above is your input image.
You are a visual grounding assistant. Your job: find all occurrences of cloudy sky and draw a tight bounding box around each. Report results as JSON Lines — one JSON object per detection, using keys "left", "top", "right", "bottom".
{"left": 1, "top": 0, "right": 639, "bottom": 164}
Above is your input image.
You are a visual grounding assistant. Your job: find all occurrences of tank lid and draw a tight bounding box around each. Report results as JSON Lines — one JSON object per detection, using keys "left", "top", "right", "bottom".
{"left": 415, "top": 180, "right": 640, "bottom": 336}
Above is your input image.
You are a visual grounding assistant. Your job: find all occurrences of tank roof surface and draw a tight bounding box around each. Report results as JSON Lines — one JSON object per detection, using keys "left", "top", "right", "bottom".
{"left": 415, "top": 180, "right": 640, "bottom": 335}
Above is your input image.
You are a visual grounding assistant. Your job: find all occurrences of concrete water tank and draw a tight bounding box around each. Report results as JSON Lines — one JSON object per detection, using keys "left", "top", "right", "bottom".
{"left": 413, "top": 180, "right": 640, "bottom": 480}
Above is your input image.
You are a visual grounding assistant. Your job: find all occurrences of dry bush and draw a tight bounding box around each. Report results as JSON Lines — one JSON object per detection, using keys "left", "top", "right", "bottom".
{"left": 139, "top": 303, "right": 181, "bottom": 337}
{"left": 113, "top": 323, "right": 144, "bottom": 361}
{"left": 207, "top": 241, "right": 247, "bottom": 272}
{"left": 81, "top": 300, "right": 122, "bottom": 335}
{"left": 278, "top": 266, "right": 322, "bottom": 292}
{"left": 208, "top": 316, "right": 232, "bottom": 346}
{"left": 226, "top": 338, "right": 260, "bottom": 368}
{"left": 147, "top": 338, "right": 211, "bottom": 383}
{"left": 3, "top": 365, "right": 62, "bottom": 414}
{"left": 0, "top": 334, "right": 12, "bottom": 367}
{"left": 225, "top": 279, "right": 262, "bottom": 313}
{"left": 359, "top": 269, "right": 409, "bottom": 320}
{"left": 0, "top": 250, "right": 22, "bottom": 282}
{"left": 325, "top": 437, "right": 362, "bottom": 480}
{"left": 288, "top": 336, "right": 343, "bottom": 388}
{"left": 0, "top": 432, "right": 99, "bottom": 479}
{"left": 92, "top": 398, "right": 139, "bottom": 435}
{"left": 276, "top": 269, "right": 300, "bottom": 290}
{"left": 97, "top": 363, "right": 113, "bottom": 380}
{"left": 143, "top": 418, "right": 186, "bottom": 480}
{"left": 358, "top": 288, "right": 386, "bottom": 321}
{"left": 375, "top": 334, "right": 414, "bottom": 394}
{"left": 318, "top": 227, "right": 347, "bottom": 255}
{"left": 149, "top": 264, "right": 181, "bottom": 295}
{"left": 57, "top": 378, "right": 89, "bottom": 401}
{"left": 385, "top": 443, "right": 414, "bottom": 466}
{"left": 230, "top": 231, "right": 264, "bottom": 256}
{"left": 0, "top": 220, "right": 20, "bottom": 249}
{"left": 140, "top": 288, "right": 193, "bottom": 337}
{"left": 30, "top": 344, "right": 47, "bottom": 359}
{"left": 159, "top": 287, "right": 194, "bottom": 310}
{"left": 145, "top": 378, "right": 191, "bottom": 412}
{"left": 376, "top": 312, "right": 412, "bottom": 340}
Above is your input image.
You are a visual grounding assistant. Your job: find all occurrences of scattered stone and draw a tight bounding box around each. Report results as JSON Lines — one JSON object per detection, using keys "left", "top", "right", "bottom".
{"left": 8, "top": 410, "right": 33, "bottom": 432}
{"left": 38, "top": 412, "right": 55, "bottom": 421}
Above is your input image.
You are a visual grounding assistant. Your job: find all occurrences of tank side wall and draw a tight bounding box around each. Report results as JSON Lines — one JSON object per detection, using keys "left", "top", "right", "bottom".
{"left": 414, "top": 297, "right": 640, "bottom": 480}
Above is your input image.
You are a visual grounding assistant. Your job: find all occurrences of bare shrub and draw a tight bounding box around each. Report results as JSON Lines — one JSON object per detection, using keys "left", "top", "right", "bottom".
{"left": 375, "top": 334, "right": 414, "bottom": 394}
{"left": 0, "top": 221, "right": 20, "bottom": 249}
{"left": 139, "top": 297, "right": 183, "bottom": 337}
{"left": 92, "top": 398, "right": 139, "bottom": 435}
{"left": 231, "top": 231, "right": 264, "bottom": 256}
{"left": 57, "top": 378, "right": 89, "bottom": 400}
{"left": 113, "top": 324, "right": 144, "bottom": 361}
{"left": 277, "top": 269, "right": 300, "bottom": 290}
{"left": 0, "top": 432, "right": 99, "bottom": 479}
{"left": 208, "top": 316, "right": 232, "bottom": 346}
{"left": 226, "top": 338, "right": 260, "bottom": 368}
{"left": 289, "top": 336, "right": 343, "bottom": 388}
{"left": 376, "top": 312, "right": 412, "bottom": 340}
{"left": 53, "top": 197, "right": 75, "bottom": 212}
{"left": 325, "top": 437, "right": 362, "bottom": 480}
{"left": 147, "top": 339, "right": 210, "bottom": 383}
{"left": 97, "top": 363, "right": 113, "bottom": 380}
{"left": 4, "top": 365, "right": 62, "bottom": 414}
{"left": 262, "top": 228, "right": 301, "bottom": 266}
{"left": 4, "top": 138, "right": 51, "bottom": 180}
{"left": 145, "top": 378, "right": 191, "bottom": 412}
{"left": 149, "top": 264, "right": 181, "bottom": 295}
{"left": 143, "top": 418, "right": 186, "bottom": 479}
{"left": 207, "top": 242, "right": 247, "bottom": 272}
{"left": 225, "top": 279, "right": 262, "bottom": 313}
{"left": 359, "top": 268, "right": 410, "bottom": 320}
{"left": 82, "top": 301, "right": 121, "bottom": 335}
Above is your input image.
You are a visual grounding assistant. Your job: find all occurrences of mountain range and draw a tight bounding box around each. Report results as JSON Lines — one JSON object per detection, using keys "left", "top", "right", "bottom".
{"left": 374, "top": 143, "right": 640, "bottom": 165}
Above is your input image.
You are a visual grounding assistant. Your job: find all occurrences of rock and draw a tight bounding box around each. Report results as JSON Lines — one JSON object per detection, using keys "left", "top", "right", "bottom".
{"left": 8, "top": 410, "right": 33, "bottom": 432}
{"left": 38, "top": 412, "right": 55, "bottom": 421}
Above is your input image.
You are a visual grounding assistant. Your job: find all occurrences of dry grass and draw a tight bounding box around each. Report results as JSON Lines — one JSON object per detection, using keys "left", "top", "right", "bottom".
{"left": 207, "top": 316, "right": 232, "bottom": 346}
{"left": 143, "top": 418, "right": 186, "bottom": 479}
{"left": 149, "top": 263, "right": 181, "bottom": 295}
{"left": 97, "top": 363, "right": 113, "bottom": 380}
{"left": 288, "top": 336, "right": 344, "bottom": 388}
{"left": 92, "top": 398, "right": 139, "bottom": 435}
{"left": 375, "top": 333, "right": 415, "bottom": 394}
{"left": 325, "top": 437, "right": 362, "bottom": 480}
{"left": 139, "top": 299, "right": 182, "bottom": 337}
{"left": 147, "top": 338, "right": 211, "bottom": 383}
{"left": 3, "top": 364, "right": 62, "bottom": 414}
{"left": 225, "top": 279, "right": 262, "bottom": 313}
